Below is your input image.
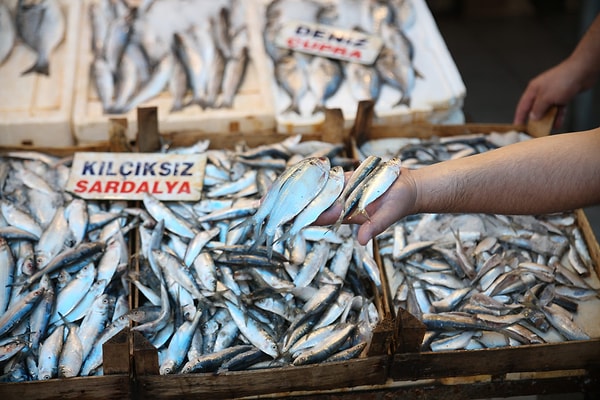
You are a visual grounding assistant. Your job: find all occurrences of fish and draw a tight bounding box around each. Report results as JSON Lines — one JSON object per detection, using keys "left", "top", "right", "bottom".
{"left": 345, "top": 61, "right": 382, "bottom": 103}
{"left": 376, "top": 23, "right": 417, "bottom": 107}
{"left": 142, "top": 192, "right": 197, "bottom": 239}
{"left": 0, "top": 1, "right": 15, "bottom": 65}
{"left": 275, "top": 53, "right": 310, "bottom": 115}
{"left": 16, "top": 0, "right": 65, "bottom": 75}
{"left": 0, "top": 287, "right": 45, "bottom": 338}
{"left": 292, "top": 323, "right": 355, "bottom": 365}
{"left": 0, "top": 238, "right": 14, "bottom": 314}
{"left": 160, "top": 308, "right": 204, "bottom": 374}
{"left": 345, "top": 157, "right": 402, "bottom": 222}
{"left": 307, "top": 57, "right": 343, "bottom": 114}
{"left": 279, "top": 166, "right": 345, "bottom": 244}
{"left": 49, "top": 263, "right": 97, "bottom": 326}
{"left": 259, "top": 157, "right": 331, "bottom": 251}
{"left": 37, "top": 324, "right": 64, "bottom": 380}
{"left": 116, "top": 53, "right": 175, "bottom": 113}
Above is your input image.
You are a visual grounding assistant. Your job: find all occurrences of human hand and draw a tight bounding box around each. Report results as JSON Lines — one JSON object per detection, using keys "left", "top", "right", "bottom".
{"left": 313, "top": 168, "right": 418, "bottom": 245}
{"left": 513, "top": 60, "right": 584, "bottom": 129}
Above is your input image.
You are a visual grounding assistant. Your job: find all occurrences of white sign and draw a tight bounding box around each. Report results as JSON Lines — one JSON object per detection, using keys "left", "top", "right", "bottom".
{"left": 66, "top": 152, "right": 207, "bottom": 201}
{"left": 275, "top": 20, "right": 383, "bottom": 65}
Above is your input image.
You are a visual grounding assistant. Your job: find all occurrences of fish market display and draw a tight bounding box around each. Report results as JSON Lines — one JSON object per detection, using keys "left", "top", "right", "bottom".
{"left": 262, "top": 0, "right": 419, "bottom": 117}
{"left": 0, "top": 135, "right": 385, "bottom": 381}
{"left": 360, "top": 132, "right": 600, "bottom": 351}
{"left": 0, "top": 153, "right": 134, "bottom": 381}
{"left": 89, "top": 0, "right": 250, "bottom": 114}
{"left": 131, "top": 135, "right": 384, "bottom": 374}
{"left": 0, "top": 0, "right": 66, "bottom": 75}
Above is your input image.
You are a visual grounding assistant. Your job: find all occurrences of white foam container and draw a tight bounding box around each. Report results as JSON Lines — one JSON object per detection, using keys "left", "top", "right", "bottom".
{"left": 250, "top": 0, "right": 467, "bottom": 133}
{"left": 0, "top": 0, "right": 81, "bottom": 147}
{"left": 72, "top": 0, "right": 277, "bottom": 145}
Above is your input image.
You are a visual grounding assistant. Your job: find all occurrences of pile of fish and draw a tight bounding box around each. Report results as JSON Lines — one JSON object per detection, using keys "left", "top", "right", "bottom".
{"left": 89, "top": 0, "right": 249, "bottom": 114}
{"left": 0, "top": 0, "right": 65, "bottom": 75}
{"left": 360, "top": 132, "right": 600, "bottom": 351}
{"left": 0, "top": 134, "right": 389, "bottom": 381}
{"left": 0, "top": 152, "right": 135, "bottom": 382}
{"left": 133, "top": 135, "right": 386, "bottom": 374}
{"left": 263, "top": 0, "right": 418, "bottom": 116}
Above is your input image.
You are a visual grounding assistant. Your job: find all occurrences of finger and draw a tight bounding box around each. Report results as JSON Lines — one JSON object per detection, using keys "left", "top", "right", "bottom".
{"left": 513, "top": 89, "right": 536, "bottom": 125}
{"left": 530, "top": 96, "right": 553, "bottom": 122}
{"left": 312, "top": 202, "right": 343, "bottom": 226}
{"left": 355, "top": 208, "right": 394, "bottom": 246}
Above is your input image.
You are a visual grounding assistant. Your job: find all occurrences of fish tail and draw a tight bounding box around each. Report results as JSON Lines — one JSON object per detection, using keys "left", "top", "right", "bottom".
{"left": 266, "top": 234, "right": 274, "bottom": 260}
{"left": 283, "top": 102, "right": 301, "bottom": 115}
{"left": 311, "top": 104, "right": 326, "bottom": 115}
{"left": 22, "top": 58, "right": 50, "bottom": 76}
{"left": 394, "top": 94, "right": 411, "bottom": 108}
{"left": 415, "top": 67, "right": 425, "bottom": 79}
{"left": 272, "top": 230, "right": 290, "bottom": 247}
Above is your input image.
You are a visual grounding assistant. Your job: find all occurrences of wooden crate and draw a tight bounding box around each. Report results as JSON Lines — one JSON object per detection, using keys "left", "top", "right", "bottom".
{"left": 349, "top": 102, "right": 600, "bottom": 397}
{"left": 123, "top": 105, "right": 393, "bottom": 399}
{"left": 0, "top": 328, "right": 132, "bottom": 400}
{"left": 0, "top": 130, "right": 135, "bottom": 399}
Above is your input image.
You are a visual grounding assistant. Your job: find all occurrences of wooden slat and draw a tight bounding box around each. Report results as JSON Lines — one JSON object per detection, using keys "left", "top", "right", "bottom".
{"left": 238, "top": 372, "right": 599, "bottom": 400}
{"left": 390, "top": 339, "right": 600, "bottom": 381}
{"left": 102, "top": 328, "right": 131, "bottom": 376}
{"left": 135, "top": 356, "right": 389, "bottom": 400}
{"left": 136, "top": 107, "right": 161, "bottom": 153}
{"left": 132, "top": 331, "right": 159, "bottom": 376}
{"left": 0, "top": 375, "right": 131, "bottom": 400}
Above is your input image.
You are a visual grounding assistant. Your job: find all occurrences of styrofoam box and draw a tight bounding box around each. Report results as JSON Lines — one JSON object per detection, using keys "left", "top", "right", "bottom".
{"left": 72, "top": 0, "right": 277, "bottom": 145}
{"left": 250, "top": 0, "right": 467, "bottom": 133}
{"left": 0, "top": 0, "right": 80, "bottom": 147}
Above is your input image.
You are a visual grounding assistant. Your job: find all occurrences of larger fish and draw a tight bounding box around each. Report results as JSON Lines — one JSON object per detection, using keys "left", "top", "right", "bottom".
{"left": 259, "top": 156, "right": 331, "bottom": 251}
{"left": 16, "top": 0, "right": 65, "bottom": 75}
{"left": 0, "top": 1, "right": 16, "bottom": 66}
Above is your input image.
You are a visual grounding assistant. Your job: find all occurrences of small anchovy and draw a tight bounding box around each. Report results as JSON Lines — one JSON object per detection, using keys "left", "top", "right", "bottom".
{"left": 292, "top": 323, "right": 355, "bottom": 365}
{"left": 348, "top": 157, "right": 401, "bottom": 222}
{"left": 22, "top": 241, "right": 106, "bottom": 292}
{"left": 0, "top": 287, "right": 46, "bottom": 338}
{"left": 181, "top": 344, "right": 254, "bottom": 374}
{"left": 143, "top": 192, "right": 197, "bottom": 239}
{"left": 160, "top": 308, "right": 204, "bottom": 375}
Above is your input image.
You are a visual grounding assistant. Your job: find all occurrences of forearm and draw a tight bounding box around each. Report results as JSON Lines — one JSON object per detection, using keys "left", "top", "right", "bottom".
{"left": 412, "top": 129, "right": 600, "bottom": 216}
{"left": 566, "top": 14, "right": 600, "bottom": 90}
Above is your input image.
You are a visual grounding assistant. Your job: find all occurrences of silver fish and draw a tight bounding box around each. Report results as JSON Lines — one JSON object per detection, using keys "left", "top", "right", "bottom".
{"left": 37, "top": 324, "right": 64, "bottom": 380}
{"left": 0, "top": 287, "right": 45, "bottom": 337}
{"left": 0, "top": 238, "right": 14, "bottom": 313}
{"left": 16, "top": 0, "right": 65, "bottom": 75}
{"left": 0, "top": 1, "right": 15, "bottom": 65}
{"left": 275, "top": 53, "right": 310, "bottom": 115}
